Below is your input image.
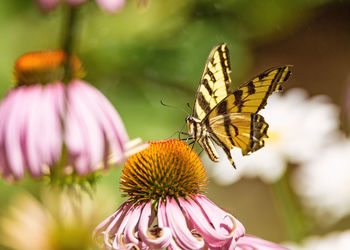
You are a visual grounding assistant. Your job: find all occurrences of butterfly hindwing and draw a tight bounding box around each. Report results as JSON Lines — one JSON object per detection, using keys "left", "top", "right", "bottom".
{"left": 193, "top": 43, "right": 232, "bottom": 120}
{"left": 208, "top": 113, "right": 268, "bottom": 157}
{"left": 208, "top": 66, "right": 292, "bottom": 119}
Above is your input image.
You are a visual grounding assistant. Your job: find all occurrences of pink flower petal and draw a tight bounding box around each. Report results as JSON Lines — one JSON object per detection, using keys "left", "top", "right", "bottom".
{"left": 163, "top": 198, "right": 205, "bottom": 249}
{"left": 72, "top": 80, "right": 126, "bottom": 167}
{"left": 102, "top": 203, "right": 133, "bottom": 249}
{"left": 124, "top": 204, "right": 142, "bottom": 245}
{"left": 157, "top": 200, "right": 184, "bottom": 250}
{"left": 180, "top": 196, "right": 237, "bottom": 248}
{"left": 138, "top": 202, "right": 172, "bottom": 249}
{"left": 24, "top": 85, "right": 45, "bottom": 177}
{"left": 93, "top": 203, "right": 129, "bottom": 240}
{"left": 3, "top": 87, "right": 29, "bottom": 179}
{"left": 195, "top": 195, "right": 245, "bottom": 239}
{"left": 83, "top": 81, "right": 128, "bottom": 165}
{"left": 110, "top": 205, "right": 138, "bottom": 249}
{"left": 41, "top": 83, "right": 63, "bottom": 165}
{"left": 95, "top": 0, "right": 125, "bottom": 13}
{"left": 0, "top": 90, "right": 23, "bottom": 179}
{"left": 65, "top": 82, "right": 104, "bottom": 174}
{"left": 237, "top": 235, "right": 288, "bottom": 250}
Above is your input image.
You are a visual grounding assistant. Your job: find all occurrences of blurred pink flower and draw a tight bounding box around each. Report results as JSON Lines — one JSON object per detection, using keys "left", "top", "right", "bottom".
{"left": 237, "top": 235, "right": 288, "bottom": 250}
{"left": 0, "top": 50, "right": 133, "bottom": 181}
{"left": 35, "top": 0, "right": 125, "bottom": 13}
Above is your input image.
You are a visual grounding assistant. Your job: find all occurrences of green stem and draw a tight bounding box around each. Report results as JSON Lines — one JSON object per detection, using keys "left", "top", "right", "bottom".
{"left": 49, "top": 6, "right": 80, "bottom": 185}
{"left": 270, "top": 168, "right": 311, "bottom": 243}
{"left": 62, "top": 6, "right": 79, "bottom": 83}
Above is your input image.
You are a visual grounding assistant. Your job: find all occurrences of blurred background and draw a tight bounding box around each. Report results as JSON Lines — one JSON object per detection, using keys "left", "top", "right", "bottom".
{"left": 0, "top": 0, "right": 350, "bottom": 249}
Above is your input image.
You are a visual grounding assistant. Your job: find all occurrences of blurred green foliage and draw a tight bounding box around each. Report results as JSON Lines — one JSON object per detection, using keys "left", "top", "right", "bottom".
{"left": 0, "top": 0, "right": 340, "bottom": 247}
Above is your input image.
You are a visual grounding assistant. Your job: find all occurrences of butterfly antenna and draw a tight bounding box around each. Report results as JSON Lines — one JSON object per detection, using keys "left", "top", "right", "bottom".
{"left": 160, "top": 100, "right": 190, "bottom": 116}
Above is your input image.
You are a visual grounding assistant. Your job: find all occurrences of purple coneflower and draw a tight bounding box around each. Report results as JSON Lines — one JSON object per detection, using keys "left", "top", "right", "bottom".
{"left": 94, "top": 139, "right": 244, "bottom": 249}
{"left": 35, "top": 0, "right": 126, "bottom": 13}
{"left": 0, "top": 50, "right": 134, "bottom": 181}
{"left": 94, "top": 139, "right": 288, "bottom": 249}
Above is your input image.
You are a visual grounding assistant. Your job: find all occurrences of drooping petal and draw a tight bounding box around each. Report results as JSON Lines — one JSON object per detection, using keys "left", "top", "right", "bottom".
{"left": 73, "top": 80, "right": 127, "bottom": 167}
{"left": 124, "top": 204, "right": 142, "bottom": 246}
{"left": 103, "top": 203, "right": 133, "bottom": 249}
{"left": 41, "top": 83, "right": 64, "bottom": 165}
{"left": 24, "top": 85, "right": 45, "bottom": 177}
{"left": 194, "top": 195, "right": 245, "bottom": 239}
{"left": 3, "top": 87, "right": 29, "bottom": 179}
{"left": 88, "top": 82, "right": 129, "bottom": 165}
{"left": 180, "top": 196, "right": 238, "bottom": 248}
{"left": 65, "top": 82, "right": 105, "bottom": 174}
{"left": 0, "top": 91, "right": 19, "bottom": 179}
{"left": 163, "top": 198, "right": 205, "bottom": 249}
{"left": 236, "top": 235, "right": 288, "bottom": 250}
{"left": 93, "top": 203, "right": 129, "bottom": 240}
{"left": 138, "top": 202, "right": 172, "bottom": 249}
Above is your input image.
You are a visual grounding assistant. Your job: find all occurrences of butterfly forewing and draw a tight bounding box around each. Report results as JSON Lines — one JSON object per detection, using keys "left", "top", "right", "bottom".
{"left": 208, "top": 66, "right": 292, "bottom": 119}
{"left": 193, "top": 43, "right": 232, "bottom": 120}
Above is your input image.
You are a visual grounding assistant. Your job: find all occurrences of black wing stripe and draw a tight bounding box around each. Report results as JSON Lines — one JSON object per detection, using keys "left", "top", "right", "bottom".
{"left": 202, "top": 78, "right": 213, "bottom": 96}
{"left": 233, "top": 90, "right": 243, "bottom": 112}
{"left": 218, "top": 45, "right": 229, "bottom": 83}
{"left": 247, "top": 81, "right": 256, "bottom": 94}
{"left": 217, "top": 100, "right": 227, "bottom": 115}
{"left": 207, "top": 69, "right": 216, "bottom": 82}
{"left": 197, "top": 92, "right": 211, "bottom": 115}
{"left": 257, "top": 67, "right": 285, "bottom": 111}
{"left": 224, "top": 115, "right": 235, "bottom": 146}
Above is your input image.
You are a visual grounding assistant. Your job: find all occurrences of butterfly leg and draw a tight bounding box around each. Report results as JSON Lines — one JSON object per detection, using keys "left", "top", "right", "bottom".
{"left": 188, "top": 140, "right": 196, "bottom": 149}
{"left": 197, "top": 147, "right": 204, "bottom": 156}
{"left": 178, "top": 131, "right": 189, "bottom": 140}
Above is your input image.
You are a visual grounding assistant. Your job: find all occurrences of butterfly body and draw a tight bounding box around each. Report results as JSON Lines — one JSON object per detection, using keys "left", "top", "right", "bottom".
{"left": 186, "top": 115, "right": 221, "bottom": 163}
{"left": 187, "top": 43, "right": 292, "bottom": 168}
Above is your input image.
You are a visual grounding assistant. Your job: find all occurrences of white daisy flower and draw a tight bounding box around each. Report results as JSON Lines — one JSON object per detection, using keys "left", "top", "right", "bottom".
{"left": 292, "top": 139, "right": 350, "bottom": 223}
{"left": 204, "top": 88, "right": 340, "bottom": 184}
{"left": 285, "top": 230, "right": 350, "bottom": 250}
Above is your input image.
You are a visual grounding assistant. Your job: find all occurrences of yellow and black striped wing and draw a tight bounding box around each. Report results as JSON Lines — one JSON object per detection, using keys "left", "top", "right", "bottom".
{"left": 208, "top": 66, "right": 292, "bottom": 119}
{"left": 193, "top": 43, "right": 232, "bottom": 120}
{"left": 208, "top": 113, "right": 268, "bottom": 156}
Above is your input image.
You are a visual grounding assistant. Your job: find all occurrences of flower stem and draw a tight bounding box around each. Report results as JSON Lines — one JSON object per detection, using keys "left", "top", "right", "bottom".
{"left": 270, "top": 168, "right": 311, "bottom": 243}
{"left": 61, "top": 6, "right": 79, "bottom": 83}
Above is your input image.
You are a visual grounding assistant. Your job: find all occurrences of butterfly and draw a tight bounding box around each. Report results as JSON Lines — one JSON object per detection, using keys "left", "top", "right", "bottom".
{"left": 185, "top": 43, "right": 292, "bottom": 168}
